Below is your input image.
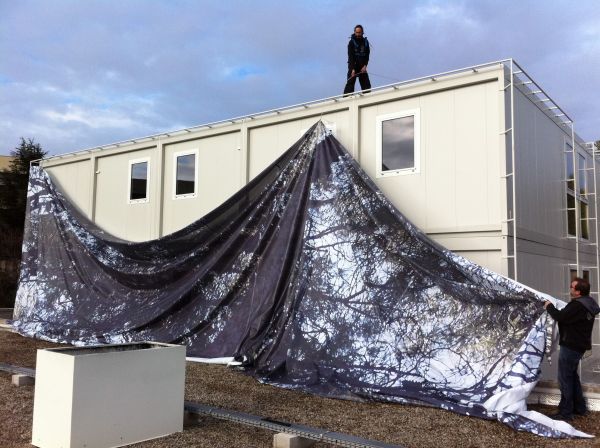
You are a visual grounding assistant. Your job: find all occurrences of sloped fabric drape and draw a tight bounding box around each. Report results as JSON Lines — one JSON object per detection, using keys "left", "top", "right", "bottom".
{"left": 13, "top": 122, "right": 590, "bottom": 437}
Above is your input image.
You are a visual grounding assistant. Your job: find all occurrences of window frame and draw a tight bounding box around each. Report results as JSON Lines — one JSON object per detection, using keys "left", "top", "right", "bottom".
{"left": 578, "top": 153, "right": 587, "bottom": 196}
{"left": 564, "top": 139, "right": 592, "bottom": 240}
{"left": 172, "top": 149, "right": 199, "bottom": 200}
{"left": 376, "top": 109, "right": 421, "bottom": 178}
{"left": 566, "top": 192, "right": 577, "bottom": 237}
{"left": 127, "top": 157, "right": 150, "bottom": 204}
{"left": 578, "top": 153, "right": 590, "bottom": 240}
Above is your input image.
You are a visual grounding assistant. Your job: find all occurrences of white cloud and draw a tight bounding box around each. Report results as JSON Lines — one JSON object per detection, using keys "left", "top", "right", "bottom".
{"left": 412, "top": 2, "right": 479, "bottom": 29}
{"left": 42, "top": 105, "right": 138, "bottom": 129}
{"left": 0, "top": 0, "right": 599, "bottom": 155}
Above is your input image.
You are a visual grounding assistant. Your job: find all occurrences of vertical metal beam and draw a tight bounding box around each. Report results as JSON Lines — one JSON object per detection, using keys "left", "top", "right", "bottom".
{"left": 499, "top": 69, "right": 509, "bottom": 277}
{"left": 571, "top": 125, "right": 580, "bottom": 275}
{"left": 593, "top": 146, "right": 600, "bottom": 290}
{"left": 156, "top": 137, "right": 165, "bottom": 238}
{"left": 595, "top": 145, "right": 600, "bottom": 354}
{"left": 350, "top": 98, "right": 360, "bottom": 161}
{"left": 240, "top": 119, "right": 250, "bottom": 187}
{"left": 572, "top": 125, "right": 582, "bottom": 380}
{"left": 89, "top": 155, "right": 97, "bottom": 222}
{"left": 509, "top": 60, "right": 518, "bottom": 281}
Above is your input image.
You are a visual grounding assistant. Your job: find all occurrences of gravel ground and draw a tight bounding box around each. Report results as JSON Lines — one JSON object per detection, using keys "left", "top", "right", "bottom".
{"left": 1, "top": 329, "right": 599, "bottom": 448}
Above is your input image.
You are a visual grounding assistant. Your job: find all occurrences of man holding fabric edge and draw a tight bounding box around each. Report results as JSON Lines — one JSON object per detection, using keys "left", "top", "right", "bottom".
{"left": 544, "top": 277, "right": 600, "bottom": 421}
{"left": 343, "top": 24, "right": 371, "bottom": 95}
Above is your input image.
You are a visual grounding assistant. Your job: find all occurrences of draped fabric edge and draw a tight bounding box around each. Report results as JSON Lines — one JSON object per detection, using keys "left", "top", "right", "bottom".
{"left": 11, "top": 121, "right": 593, "bottom": 438}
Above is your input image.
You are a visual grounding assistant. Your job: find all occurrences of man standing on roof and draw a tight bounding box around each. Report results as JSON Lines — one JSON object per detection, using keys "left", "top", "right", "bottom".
{"left": 544, "top": 277, "right": 600, "bottom": 421}
{"left": 343, "top": 24, "right": 371, "bottom": 96}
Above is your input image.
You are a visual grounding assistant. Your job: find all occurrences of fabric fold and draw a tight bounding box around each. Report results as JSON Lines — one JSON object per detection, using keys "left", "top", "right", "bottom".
{"left": 13, "top": 121, "right": 591, "bottom": 438}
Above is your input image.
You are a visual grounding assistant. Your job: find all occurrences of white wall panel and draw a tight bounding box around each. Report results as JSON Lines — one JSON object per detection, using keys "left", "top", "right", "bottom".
{"left": 360, "top": 81, "right": 501, "bottom": 234}
{"left": 454, "top": 83, "right": 501, "bottom": 228}
{"left": 422, "top": 90, "right": 456, "bottom": 229}
{"left": 248, "top": 112, "right": 351, "bottom": 180}
{"left": 46, "top": 160, "right": 92, "bottom": 217}
{"left": 162, "top": 132, "right": 242, "bottom": 236}
{"left": 94, "top": 148, "right": 157, "bottom": 241}
{"left": 453, "top": 250, "right": 503, "bottom": 275}
{"left": 359, "top": 97, "right": 427, "bottom": 228}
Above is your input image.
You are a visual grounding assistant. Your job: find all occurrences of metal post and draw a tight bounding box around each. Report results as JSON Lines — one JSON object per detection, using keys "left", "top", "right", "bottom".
{"left": 156, "top": 136, "right": 165, "bottom": 238}
{"left": 89, "top": 155, "right": 97, "bottom": 222}
{"left": 593, "top": 146, "right": 600, "bottom": 289}
{"left": 571, "top": 124, "right": 580, "bottom": 275}
{"left": 592, "top": 145, "right": 600, "bottom": 353}
{"left": 509, "top": 60, "right": 518, "bottom": 281}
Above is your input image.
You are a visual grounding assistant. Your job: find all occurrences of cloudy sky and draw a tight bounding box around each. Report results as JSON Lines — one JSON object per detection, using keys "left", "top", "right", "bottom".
{"left": 1, "top": 0, "right": 598, "bottom": 155}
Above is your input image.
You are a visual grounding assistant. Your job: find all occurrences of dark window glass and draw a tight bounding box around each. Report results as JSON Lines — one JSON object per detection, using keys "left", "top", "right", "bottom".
{"left": 570, "top": 270, "right": 590, "bottom": 283}
{"left": 176, "top": 154, "right": 195, "bottom": 195}
{"left": 567, "top": 194, "right": 576, "bottom": 236}
{"left": 381, "top": 116, "right": 415, "bottom": 172}
{"left": 580, "top": 201, "right": 589, "bottom": 239}
{"left": 565, "top": 152, "right": 574, "bottom": 192}
{"left": 130, "top": 162, "right": 148, "bottom": 200}
{"left": 578, "top": 154, "right": 587, "bottom": 195}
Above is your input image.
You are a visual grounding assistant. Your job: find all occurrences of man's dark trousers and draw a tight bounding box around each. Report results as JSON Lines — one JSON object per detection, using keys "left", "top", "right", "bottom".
{"left": 343, "top": 68, "right": 371, "bottom": 95}
{"left": 558, "top": 346, "right": 587, "bottom": 418}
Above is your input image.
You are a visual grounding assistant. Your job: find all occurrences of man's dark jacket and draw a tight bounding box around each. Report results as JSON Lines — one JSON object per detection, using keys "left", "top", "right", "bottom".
{"left": 347, "top": 35, "right": 370, "bottom": 69}
{"left": 546, "top": 296, "right": 600, "bottom": 353}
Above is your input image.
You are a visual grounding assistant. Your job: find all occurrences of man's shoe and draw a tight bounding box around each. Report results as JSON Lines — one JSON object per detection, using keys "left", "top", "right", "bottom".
{"left": 549, "top": 413, "right": 573, "bottom": 421}
{"left": 574, "top": 411, "right": 588, "bottom": 417}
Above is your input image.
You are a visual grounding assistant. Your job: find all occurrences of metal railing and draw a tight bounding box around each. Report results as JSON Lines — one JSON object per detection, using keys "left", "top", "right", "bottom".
{"left": 184, "top": 401, "right": 402, "bottom": 448}
{"left": 39, "top": 58, "right": 527, "bottom": 163}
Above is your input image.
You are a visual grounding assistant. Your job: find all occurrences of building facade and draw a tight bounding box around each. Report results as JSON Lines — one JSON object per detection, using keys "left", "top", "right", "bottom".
{"left": 0, "top": 155, "right": 14, "bottom": 171}
{"left": 37, "top": 60, "right": 600, "bottom": 385}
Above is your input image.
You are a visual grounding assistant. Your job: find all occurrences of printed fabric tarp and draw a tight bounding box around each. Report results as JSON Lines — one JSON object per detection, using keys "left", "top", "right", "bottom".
{"left": 13, "top": 122, "right": 591, "bottom": 438}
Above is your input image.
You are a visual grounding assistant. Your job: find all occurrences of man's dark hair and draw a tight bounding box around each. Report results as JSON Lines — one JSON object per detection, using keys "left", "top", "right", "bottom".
{"left": 573, "top": 277, "right": 591, "bottom": 296}
{"left": 354, "top": 24, "right": 364, "bottom": 32}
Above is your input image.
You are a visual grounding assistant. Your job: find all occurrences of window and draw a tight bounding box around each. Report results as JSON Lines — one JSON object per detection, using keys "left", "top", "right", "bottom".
{"left": 173, "top": 150, "right": 198, "bottom": 198}
{"left": 578, "top": 154, "right": 587, "bottom": 195}
{"left": 376, "top": 110, "right": 420, "bottom": 177}
{"left": 580, "top": 202, "right": 589, "bottom": 240}
{"left": 565, "top": 147, "right": 576, "bottom": 236}
{"left": 570, "top": 269, "right": 590, "bottom": 282}
{"left": 565, "top": 151, "right": 574, "bottom": 192}
{"left": 128, "top": 159, "right": 149, "bottom": 203}
{"left": 564, "top": 144, "right": 589, "bottom": 240}
{"left": 578, "top": 154, "right": 590, "bottom": 239}
{"left": 567, "top": 269, "right": 591, "bottom": 300}
{"left": 567, "top": 193, "right": 576, "bottom": 236}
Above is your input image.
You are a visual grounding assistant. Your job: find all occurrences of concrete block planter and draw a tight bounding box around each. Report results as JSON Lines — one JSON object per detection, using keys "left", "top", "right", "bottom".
{"left": 31, "top": 342, "right": 185, "bottom": 448}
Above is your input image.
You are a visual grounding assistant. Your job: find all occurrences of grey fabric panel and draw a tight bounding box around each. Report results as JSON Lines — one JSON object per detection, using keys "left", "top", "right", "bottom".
{"left": 14, "top": 122, "right": 566, "bottom": 437}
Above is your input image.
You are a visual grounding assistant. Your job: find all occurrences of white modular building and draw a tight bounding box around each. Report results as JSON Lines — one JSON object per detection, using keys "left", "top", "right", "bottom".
{"left": 37, "top": 59, "right": 600, "bottom": 386}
